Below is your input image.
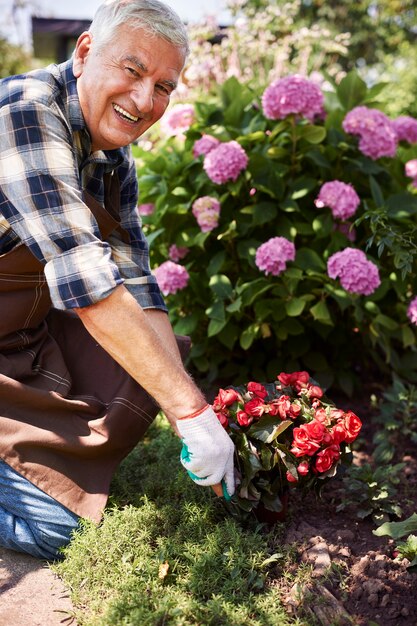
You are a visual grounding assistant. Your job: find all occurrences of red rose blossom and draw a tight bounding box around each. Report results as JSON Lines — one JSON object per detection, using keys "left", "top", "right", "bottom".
{"left": 247, "top": 381, "right": 268, "bottom": 399}
{"left": 297, "top": 461, "right": 310, "bottom": 476}
{"left": 343, "top": 411, "right": 362, "bottom": 443}
{"left": 303, "top": 420, "right": 326, "bottom": 442}
{"left": 315, "top": 445, "right": 340, "bottom": 473}
{"left": 216, "top": 411, "right": 229, "bottom": 429}
{"left": 291, "top": 427, "right": 321, "bottom": 456}
{"left": 213, "top": 388, "right": 241, "bottom": 410}
{"left": 236, "top": 410, "right": 253, "bottom": 427}
{"left": 277, "top": 371, "right": 310, "bottom": 391}
{"left": 331, "top": 423, "right": 347, "bottom": 444}
{"left": 244, "top": 397, "right": 266, "bottom": 418}
{"left": 305, "top": 384, "right": 324, "bottom": 399}
{"left": 286, "top": 471, "right": 298, "bottom": 483}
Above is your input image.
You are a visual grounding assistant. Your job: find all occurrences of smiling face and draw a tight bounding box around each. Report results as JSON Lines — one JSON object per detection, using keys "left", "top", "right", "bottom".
{"left": 72, "top": 25, "right": 186, "bottom": 152}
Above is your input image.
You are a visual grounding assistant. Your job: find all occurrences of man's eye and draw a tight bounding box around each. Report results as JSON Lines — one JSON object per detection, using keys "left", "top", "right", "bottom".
{"left": 126, "top": 66, "right": 138, "bottom": 77}
{"left": 156, "top": 84, "right": 170, "bottom": 95}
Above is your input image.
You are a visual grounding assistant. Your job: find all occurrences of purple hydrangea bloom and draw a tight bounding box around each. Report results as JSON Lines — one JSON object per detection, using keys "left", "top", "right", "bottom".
{"left": 153, "top": 261, "right": 189, "bottom": 296}
{"left": 315, "top": 180, "right": 360, "bottom": 220}
{"left": 160, "top": 103, "right": 195, "bottom": 137}
{"left": 342, "top": 106, "right": 397, "bottom": 160}
{"left": 192, "top": 196, "right": 221, "bottom": 232}
{"left": 407, "top": 296, "right": 417, "bottom": 326}
{"left": 203, "top": 140, "right": 248, "bottom": 184}
{"left": 137, "top": 203, "right": 155, "bottom": 216}
{"left": 393, "top": 116, "right": 417, "bottom": 144}
{"left": 261, "top": 75, "right": 325, "bottom": 122}
{"left": 168, "top": 244, "right": 188, "bottom": 262}
{"left": 255, "top": 237, "right": 296, "bottom": 276}
{"left": 327, "top": 248, "right": 381, "bottom": 295}
{"left": 192, "top": 134, "right": 220, "bottom": 158}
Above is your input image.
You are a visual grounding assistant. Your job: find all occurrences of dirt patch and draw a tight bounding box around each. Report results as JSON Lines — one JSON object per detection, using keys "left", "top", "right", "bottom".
{"left": 272, "top": 391, "right": 417, "bottom": 626}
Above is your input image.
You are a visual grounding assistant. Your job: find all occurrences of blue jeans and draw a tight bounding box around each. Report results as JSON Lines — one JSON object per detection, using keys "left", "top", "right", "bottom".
{"left": 0, "top": 460, "right": 80, "bottom": 560}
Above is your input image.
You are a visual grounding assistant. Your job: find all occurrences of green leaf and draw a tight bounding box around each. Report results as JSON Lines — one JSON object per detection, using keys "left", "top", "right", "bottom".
{"left": 240, "top": 324, "right": 259, "bottom": 350}
{"left": 252, "top": 202, "right": 278, "bottom": 226}
{"left": 369, "top": 176, "right": 384, "bottom": 208}
{"left": 248, "top": 417, "right": 293, "bottom": 444}
{"left": 336, "top": 70, "right": 367, "bottom": 110}
{"left": 402, "top": 326, "right": 416, "bottom": 348}
{"left": 285, "top": 297, "right": 306, "bottom": 317}
{"left": 208, "top": 318, "right": 227, "bottom": 337}
{"left": 207, "top": 251, "right": 226, "bottom": 276}
{"left": 374, "top": 314, "right": 399, "bottom": 331}
{"left": 310, "top": 300, "right": 332, "bottom": 323}
{"left": 295, "top": 247, "right": 325, "bottom": 272}
{"left": 206, "top": 299, "right": 225, "bottom": 321}
{"left": 145, "top": 228, "right": 165, "bottom": 247}
{"left": 226, "top": 297, "right": 242, "bottom": 313}
{"left": 237, "top": 279, "right": 272, "bottom": 307}
{"left": 296, "top": 125, "right": 327, "bottom": 144}
{"left": 373, "top": 513, "right": 417, "bottom": 539}
{"left": 209, "top": 274, "right": 233, "bottom": 300}
{"left": 289, "top": 177, "right": 317, "bottom": 200}
{"left": 173, "top": 312, "right": 199, "bottom": 336}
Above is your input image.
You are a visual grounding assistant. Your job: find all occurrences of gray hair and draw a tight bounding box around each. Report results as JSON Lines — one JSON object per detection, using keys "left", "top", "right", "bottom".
{"left": 89, "top": 0, "right": 189, "bottom": 55}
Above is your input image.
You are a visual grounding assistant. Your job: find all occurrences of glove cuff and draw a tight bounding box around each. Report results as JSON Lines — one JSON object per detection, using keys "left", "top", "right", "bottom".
{"left": 177, "top": 403, "right": 210, "bottom": 421}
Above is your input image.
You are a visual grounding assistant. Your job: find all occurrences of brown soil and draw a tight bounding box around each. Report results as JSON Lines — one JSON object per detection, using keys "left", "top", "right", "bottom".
{"left": 272, "top": 391, "right": 417, "bottom": 626}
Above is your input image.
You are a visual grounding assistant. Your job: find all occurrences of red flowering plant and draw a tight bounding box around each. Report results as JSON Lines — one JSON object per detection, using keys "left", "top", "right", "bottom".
{"left": 213, "top": 371, "right": 362, "bottom": 519}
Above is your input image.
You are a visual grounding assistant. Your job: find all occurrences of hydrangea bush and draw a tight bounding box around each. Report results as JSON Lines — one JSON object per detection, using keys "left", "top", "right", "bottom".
{"left": 135, "top": 71, "right": 417, "bottom": 395}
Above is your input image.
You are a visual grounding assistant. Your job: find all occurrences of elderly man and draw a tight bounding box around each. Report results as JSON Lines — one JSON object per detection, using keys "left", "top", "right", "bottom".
{"left": 0, "top": 0, "right": 234, "bottom": 560}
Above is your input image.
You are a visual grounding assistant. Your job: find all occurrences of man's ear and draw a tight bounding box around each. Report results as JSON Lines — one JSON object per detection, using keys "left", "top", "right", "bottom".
{"left": 73, "top": 32, "right": 93, "bottom": 78}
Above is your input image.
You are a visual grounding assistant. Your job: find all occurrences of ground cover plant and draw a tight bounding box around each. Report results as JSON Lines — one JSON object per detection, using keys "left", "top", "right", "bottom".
{"left": 54, "top": 416, "right": 308, "bottom": 626}
{"left": 54, "top": 393, "right": 417, "bottom": 626}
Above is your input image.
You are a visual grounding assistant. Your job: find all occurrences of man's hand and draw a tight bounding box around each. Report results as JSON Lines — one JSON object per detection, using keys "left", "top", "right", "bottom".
{"left": 177, "top": 405, "right": 235, "bottom": 497}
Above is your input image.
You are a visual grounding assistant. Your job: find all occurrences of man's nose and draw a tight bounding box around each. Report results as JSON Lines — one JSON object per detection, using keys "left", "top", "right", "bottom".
{"left": 131, "top": 84, "right": 154, "bottom": 119}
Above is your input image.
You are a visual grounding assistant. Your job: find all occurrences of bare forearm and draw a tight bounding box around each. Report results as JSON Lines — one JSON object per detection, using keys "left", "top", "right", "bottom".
{"left": 74, "top": 285, "right": 205, "bottom": 426}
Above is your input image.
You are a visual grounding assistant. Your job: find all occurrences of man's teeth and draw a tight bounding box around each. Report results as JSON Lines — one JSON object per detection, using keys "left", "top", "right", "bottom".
{"left": 113, "top": 104, "right": 139, "bottom": 122}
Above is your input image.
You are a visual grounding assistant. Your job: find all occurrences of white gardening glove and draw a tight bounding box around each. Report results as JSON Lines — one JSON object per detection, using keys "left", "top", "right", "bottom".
{"left": 177, "top": 404, "right": 235, "bottom": 498}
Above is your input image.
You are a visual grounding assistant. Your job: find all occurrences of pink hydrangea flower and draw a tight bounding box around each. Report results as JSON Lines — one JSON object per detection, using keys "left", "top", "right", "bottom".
{"left": 315, "top": 180, "right": 360, "bottom": 220}
{"left": 153, "top": 261, "right": 189, "bottom": 296}
{"left": 168, "top": 244, "right": 188, "bottom": 263}
{"left": 406, "top": 159, "right": 417, "bottom": 178}
{"left": 327, "top": 248, "right": 381, "bottom": 295}
{"left": 160, "top": 103, "right": 195, "bottom": 137}
{"left": 137, "top": 203, "right": 155, "bottom": 216}
{"left": 255, "top": 237, "right": 296, "bottom": 276}
{"left": 393, "top": 116, "right": 417, "bottom": 143}
{"left": 342, "top": 106, "right": 398, "bottom": 160}
{"left": 405, "top": 158, "right": 417, "bottom": 189}
{"left": 261, "top": 74, "right": 325, "bottom": 122}
{"left": 192, "top": 196, "right": 221, "bottom": 232}
{"left": 192, "top": 134, "right": 220, "bottom": 158}
{"left": 203, "top": 140, "right": 248, "bottom": 184}
{"left": 407, "top": 296, "right": 417, "bottom": 326}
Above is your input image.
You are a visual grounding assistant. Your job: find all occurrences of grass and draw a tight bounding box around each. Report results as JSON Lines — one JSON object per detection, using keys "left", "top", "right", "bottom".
{"left": 53, "top": 415, "right": 310, "bottom": 626}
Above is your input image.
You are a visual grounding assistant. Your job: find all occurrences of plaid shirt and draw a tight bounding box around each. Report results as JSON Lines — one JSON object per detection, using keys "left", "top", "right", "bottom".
{"left": 0, "top": 59, "right": 166, "bottom": 311}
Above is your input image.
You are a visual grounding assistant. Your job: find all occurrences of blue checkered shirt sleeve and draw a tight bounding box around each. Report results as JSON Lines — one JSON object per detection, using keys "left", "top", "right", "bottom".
{"left": 0, "top": 83, "right": 166, "bottom": 312}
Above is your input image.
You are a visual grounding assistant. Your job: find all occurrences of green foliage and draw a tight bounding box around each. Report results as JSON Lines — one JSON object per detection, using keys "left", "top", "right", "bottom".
{"left": 0, "top": 37, "right": 30, "bottom": 78}
{"left": 54, "top": 417, "right": 304, "bottom": 626}
{"left": 373, "top": 513, "right": 417, "bottom": 571}
{"left": 371, "top": 377, "right": 417, "bottom": 464}
{"left": 336, "top": 462, "right": 404, "bottom": 524}
{"left": 137, "top": 72, "right": 417, "bottom": 392}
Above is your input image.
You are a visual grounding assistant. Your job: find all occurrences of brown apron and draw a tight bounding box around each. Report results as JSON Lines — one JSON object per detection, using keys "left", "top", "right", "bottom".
{"left": 0, "top": 175, "right": 188, "bottom": 522}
